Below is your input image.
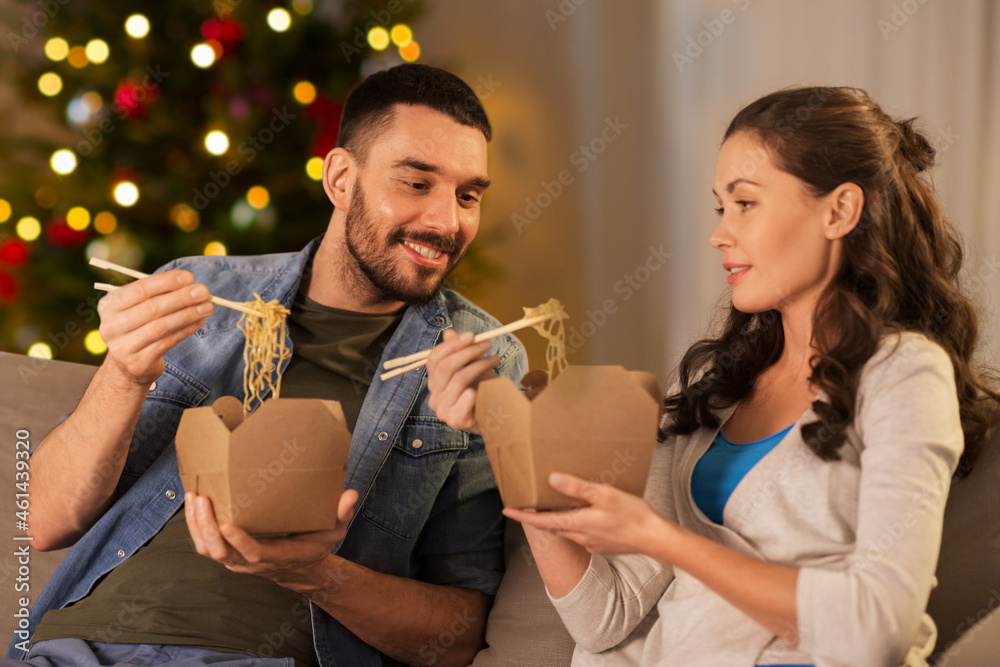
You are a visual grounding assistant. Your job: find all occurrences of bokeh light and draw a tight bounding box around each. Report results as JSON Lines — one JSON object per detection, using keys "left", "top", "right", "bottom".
{"left": 113, "top": 181, "right": 139, "bottom": 207}
{"left": 368, "top": 27, "right": 390, "bottom": 50}
{"left": 85, "top": 39, "right": 110, "bottom": 64}
{"left": 204, "top": 130, "right": 230, "bottom": 155}
{"left": 0, "top": 199, "right": 10, "bottom": 223}
{"left": 84, "top": 330, "right": 108, "bottom": 355}
{"left": 35, "top": 186, "right": 57, "bottom": 208}
{"left": 67, "top": 206, "right": 91, "bottom": 231}
{"left": 399, "top": 41, "right": 421, "bottom": 62}
{"left": 191, "top": 43, "right": 216, "bottom": 68}
{"left": 292, "top": 0, "right": 313, "bottom": 15}
{"left": 67, "top": 46, "right": 88, "bottom": 68}
{"left": 50, "top": 149, "right": 77, "bottom": 175}
{"left": 293, "top": 81, "right": 316, "bottom": 105}
{"left": 170, "top": 203, "right": 199, "bottom": 231}
{"left": 204, "top": 241, "right": 227, "bottom": 256}
{"left": 390, "top": 25, "right": 412, "bottom": 46}
{"left": 305, "top": 157, "right": 324, "bottom": 180}
{"left": 246, "top": 186, "right": 270, "bottom": 209}
{"left": 27, "top": 343, "right": 53, "bottom": 360}
{"left": 125, "top": 14, "right": 150, "bottom": 39}
{"left": 267, "top": 8, "right": 292, "bottom": 32}
{"left": 38, "top": 72, "right": 63, "bottom": 96}
{"left": 94, "top": 211, "right": 117, "bottom": 234}
{"left": 16, "top": 217, "right": 42, "bottom": 242}
{"left": 45, "top": 37, "right": 69, "bottom": 61}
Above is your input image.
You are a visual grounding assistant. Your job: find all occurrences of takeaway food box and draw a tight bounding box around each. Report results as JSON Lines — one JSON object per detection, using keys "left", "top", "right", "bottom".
{"left": 175, "top": 396, "right": 351, "bottom": 535}
{"left": 475, "top": 365, "right": 662, "bottom": 510}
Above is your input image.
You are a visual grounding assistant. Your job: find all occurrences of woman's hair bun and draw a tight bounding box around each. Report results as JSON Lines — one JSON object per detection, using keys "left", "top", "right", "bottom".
{"left": 896, "top": 117, "right": 936, "bottom": 173}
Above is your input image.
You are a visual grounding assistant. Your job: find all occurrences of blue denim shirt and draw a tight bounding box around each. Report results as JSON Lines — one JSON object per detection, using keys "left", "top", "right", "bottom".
{"left": 11, "top": 238, "right": 527, "bottom": 666}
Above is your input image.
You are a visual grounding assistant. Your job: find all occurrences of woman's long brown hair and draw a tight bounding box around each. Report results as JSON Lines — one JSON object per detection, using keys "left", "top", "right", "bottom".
{"left": 662, "top": 86, "right": 1000, "bottom": 476}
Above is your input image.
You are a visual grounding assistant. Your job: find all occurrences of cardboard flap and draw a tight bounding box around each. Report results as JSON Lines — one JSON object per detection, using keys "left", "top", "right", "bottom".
{"left": 175, "top": 404, "right": 237, "bottom": 475}
{"left": 628, "top": 371, "right": 663, "bottom": 405}
{"left": 230, "top": 398, "right": 351, "bottom": 471}
{"left": 212, "top": 395, "right": 245, "bottom": 431}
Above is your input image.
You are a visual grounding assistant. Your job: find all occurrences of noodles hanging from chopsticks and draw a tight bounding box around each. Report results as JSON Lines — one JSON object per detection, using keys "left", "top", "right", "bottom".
{"left": 522, "top": 298, "right": 569, "bottom": 383}
{"left": 237, "top": 294, "right": 291, "bottom": 416}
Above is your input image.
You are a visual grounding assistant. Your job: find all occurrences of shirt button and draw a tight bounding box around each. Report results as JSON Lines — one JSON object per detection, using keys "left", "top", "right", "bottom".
{"left": 378, "top": 432, "right": 389, "bottom": 441}
{"left": 435, "top": 315, "right": 446, "bottom": 325}
{"left": 412, "top": 439, "right": 423, "bottom": 449}
{"left": 117, "top": 549, "right": 126, "bottom": 558}
{"left": 165, "top": 490, "right": 176, "bottom": 500}
{"left": 148, "top": 381, "right": 157, "bottom": 392}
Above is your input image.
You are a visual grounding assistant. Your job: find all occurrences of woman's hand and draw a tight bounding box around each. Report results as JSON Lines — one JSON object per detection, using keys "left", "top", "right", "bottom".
{"left": 505, "top": 472, "right": 673, "bottom": 557}
{"left": 426, "top": 329, "right": 500, "bottom": 432}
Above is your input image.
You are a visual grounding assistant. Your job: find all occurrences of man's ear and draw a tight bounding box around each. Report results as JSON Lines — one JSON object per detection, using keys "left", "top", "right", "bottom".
{"left": 323, "top": 147, "right": 354, "bottom": 208}
{"left": 824, "top": 182, "right": 864, "bottom": 240}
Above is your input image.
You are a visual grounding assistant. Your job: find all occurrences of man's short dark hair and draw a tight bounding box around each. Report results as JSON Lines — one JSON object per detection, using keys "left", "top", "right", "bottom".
{"left": 337, "top": 63, "right": 492, "bottom": 163}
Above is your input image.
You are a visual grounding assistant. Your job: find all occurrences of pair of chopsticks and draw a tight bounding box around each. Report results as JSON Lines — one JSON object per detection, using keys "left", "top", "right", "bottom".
{"left": 89, "top": 257, "right": 266, "bottom": 318}
{"left": 379, "top": 313, "right": 555, "bottom": 381}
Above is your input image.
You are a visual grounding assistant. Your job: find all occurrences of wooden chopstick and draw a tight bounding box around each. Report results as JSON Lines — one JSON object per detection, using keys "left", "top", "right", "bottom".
{"left": 379, "top": 313, "right": 555, "bottom": 382}
{"left": 89, "top": 256, "right": 266, "bottom": 318}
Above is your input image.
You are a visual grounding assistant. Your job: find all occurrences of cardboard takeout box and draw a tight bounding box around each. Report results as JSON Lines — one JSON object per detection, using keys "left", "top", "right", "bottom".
{"left": 475, "top": 365, "right": 661, "bottom": 509}
{"left": 175, "top": 396, "right": 351, "bottom": 535}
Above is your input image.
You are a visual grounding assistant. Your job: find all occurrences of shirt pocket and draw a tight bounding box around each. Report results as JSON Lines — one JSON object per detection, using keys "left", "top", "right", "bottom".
{"left": 361, "top": 416, "right": 469, "bottom": 541}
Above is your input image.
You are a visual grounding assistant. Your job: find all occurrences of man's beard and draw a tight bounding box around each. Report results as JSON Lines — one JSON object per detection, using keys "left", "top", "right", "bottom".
{"left": 343, "top": 180, "right": 465, "bottom": 305}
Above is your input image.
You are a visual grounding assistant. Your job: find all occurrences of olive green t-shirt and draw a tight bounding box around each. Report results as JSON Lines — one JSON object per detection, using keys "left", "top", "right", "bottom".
{"left": 33, "top": 285, "right": 404, "bottom": 665}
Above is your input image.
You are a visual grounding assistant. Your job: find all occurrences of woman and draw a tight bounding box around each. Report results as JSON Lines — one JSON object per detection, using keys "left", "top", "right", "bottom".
{"left": 426, "top": 86, "right": 1000, "bottom": 666}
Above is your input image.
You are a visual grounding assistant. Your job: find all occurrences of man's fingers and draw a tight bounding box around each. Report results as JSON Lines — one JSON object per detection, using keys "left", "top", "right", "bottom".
{"left": 337, "top": 489, "right": 358, "bottom": 524}
{"left": 100, "top": 280, "right": 212, "bottom": 342}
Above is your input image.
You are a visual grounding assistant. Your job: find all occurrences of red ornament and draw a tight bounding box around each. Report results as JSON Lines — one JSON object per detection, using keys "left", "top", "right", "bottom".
{"left": 0, "top": 269, "right": 16, "bottom": 303}
{"left": 114, "top": 76, "right": 160, "bottom": 120}
{"left": 306, "top": 95, "right": 345, "bottom": 159}
{"left": 46, "top": 219, "right": 89, "bottom": 247}
{"left": 0, "top": 239, "right": 29, "bottom": 265}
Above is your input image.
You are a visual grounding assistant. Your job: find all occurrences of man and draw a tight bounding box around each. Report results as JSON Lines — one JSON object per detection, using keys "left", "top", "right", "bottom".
{"left": 11, "top": 64, "right": 526, "bottom": 667}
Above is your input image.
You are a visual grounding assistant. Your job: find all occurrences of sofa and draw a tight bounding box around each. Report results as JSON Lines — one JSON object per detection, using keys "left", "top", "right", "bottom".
{"left": 1, "top": 351, "right": 997, "bottom": 665}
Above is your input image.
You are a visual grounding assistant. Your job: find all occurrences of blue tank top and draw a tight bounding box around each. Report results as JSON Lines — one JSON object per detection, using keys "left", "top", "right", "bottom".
{"left": 691, "top": 423, "right": 795, "bottom": 524}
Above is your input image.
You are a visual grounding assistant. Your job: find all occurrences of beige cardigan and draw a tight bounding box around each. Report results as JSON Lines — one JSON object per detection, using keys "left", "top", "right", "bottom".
{"left": 551, "top": 333, "right": 963, "bottom": 666}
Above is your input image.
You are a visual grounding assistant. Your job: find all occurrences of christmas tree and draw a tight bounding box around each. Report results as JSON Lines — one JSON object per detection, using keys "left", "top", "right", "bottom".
{"left": 1, "top": 0, "right": 425, "bottom": 364}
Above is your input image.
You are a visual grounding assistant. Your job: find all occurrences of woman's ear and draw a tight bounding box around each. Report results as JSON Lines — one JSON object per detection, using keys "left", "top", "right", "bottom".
{"left": 825, "top": 182, "right": 864, "bottom": 240}
{"left": 322, "top": 147, "right": 354, "bottom": 208}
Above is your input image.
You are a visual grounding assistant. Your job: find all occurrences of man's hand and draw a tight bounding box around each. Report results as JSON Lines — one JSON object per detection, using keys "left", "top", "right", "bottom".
{"left": 426, "top": 329, "right": 500, "bottom": 432}
{"left": 184, "top": 489, "right": 358, "bottom": 594}
{"left": 99, "top": 269, "right": 214, "bottom": 387}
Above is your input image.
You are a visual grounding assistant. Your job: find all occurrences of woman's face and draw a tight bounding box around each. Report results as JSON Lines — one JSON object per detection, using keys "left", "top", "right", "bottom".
{"left": 710, "top": 131, "right": 841, "bottom": 321}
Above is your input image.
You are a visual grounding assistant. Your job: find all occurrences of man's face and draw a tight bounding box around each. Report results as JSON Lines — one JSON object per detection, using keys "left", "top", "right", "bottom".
{"left": 343, "top": 104, "right": 490, "bottom": 305}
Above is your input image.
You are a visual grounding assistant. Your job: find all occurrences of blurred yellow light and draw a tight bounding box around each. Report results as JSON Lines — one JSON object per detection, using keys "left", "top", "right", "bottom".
{"left": 204, "top": 241, "right": 227, "bottom": 256}
{"left": 67, "top": 46, "right": 88, "bottom": 68}
{"left": 84, "top": 330, "right": 108, "bottom": 355}
{"left": 38, "top": 72, "right": 63, "bottom": 96}
{"left": 27, "top": 343, "right": 53, "bottom": 360}
{"left": 16, "top": 217, "right": 42, "bottom": 242}
{"left": 292, "top": 0, "right": 313, "bottom": 15}
{"left": 267, "top": 8, "right": 292, "bottom": 32}
{"left": 171, "top": 203, "right": 200, "bottom": 232}
{"left": 85, "top": 39, "right": 109, "bottom": 64}
{"left": 399, "top": 40, "right": 420, "bottom": 62}
{"left": 50, "top": 149, "right": 77, "bottom": 175}
{"left": 246, "top": 186, "right": 270, "bottom": 209}
{"left": 94, "top": 211, "right": 117, "bottom": 234}
{"left": 204, "top": 130, "right": 229, "bottom": 155}
{"left": 45, "top": 37, "right": 69, "bottom": 61}
{"left": 390, "top": 25, "right": 412, "bottom": 46}
{"left": 305, "top": 157, "right": 324, "bottom": 181}
{"left": 125, "top": 14, "right": 150, "bottom": 39}
{"left": 67, "top": 206, "right": 91, "bottom": 231}
{"left": 293, "top": 81, "right": 316, "bottom": 105}
{"left": 35, "top": 186, "right": 57, "bottom": 208}
{"left": 368, "top": 27, "right": 390, "bottom": 50}
{"left": 0, "top": 200, "right": 10, "bottom": 223}
{"left": 113, "top": 181, "right": 139, "bottom": 207}
{"left": 191, "top": 43, "right": 216, "bottom": 68}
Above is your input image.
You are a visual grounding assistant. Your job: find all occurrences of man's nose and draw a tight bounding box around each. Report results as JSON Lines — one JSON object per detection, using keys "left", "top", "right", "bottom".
{"left": 422, "top": 192, "right": 461, "bottom": 236}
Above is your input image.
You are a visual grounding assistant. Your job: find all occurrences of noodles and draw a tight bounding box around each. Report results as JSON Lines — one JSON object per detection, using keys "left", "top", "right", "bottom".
{"left": 523, "top": 298, "right": 569, "bottom": 383}
{"left": 237, "top": 294, "right": 291, "bottom": 415}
